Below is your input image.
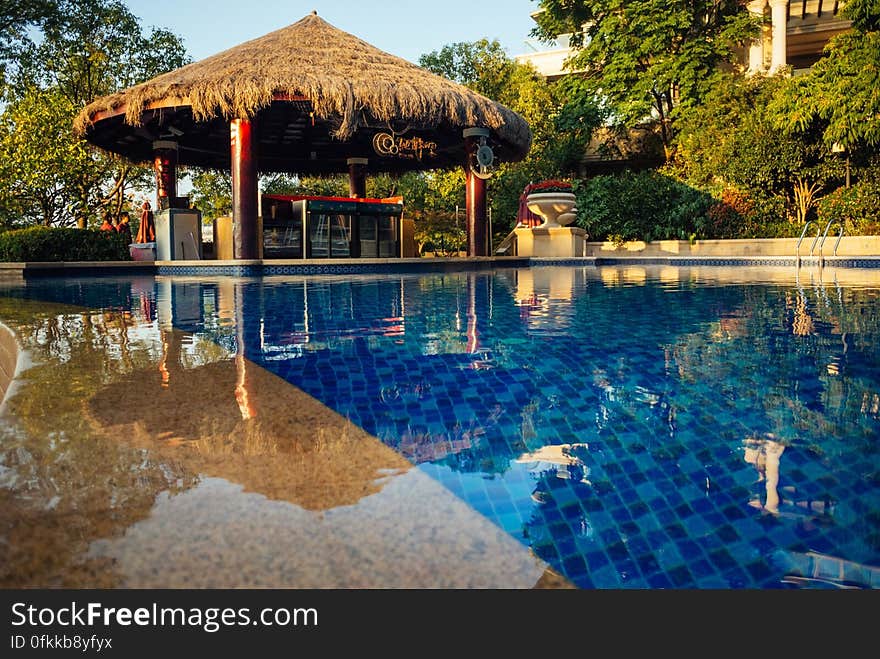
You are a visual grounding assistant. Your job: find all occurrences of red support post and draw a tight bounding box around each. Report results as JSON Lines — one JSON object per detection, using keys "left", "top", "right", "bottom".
{"left": 463, "top": 128, "right": 489, "bottom": 257}
{"left": 231, "top": 118, "right": 259, "bottom": 260}
{"left": 152, "top": 140, "right": 178, "bottom": 210}
{"left": 347, "top": 157, "right": 368, "bottom": 199}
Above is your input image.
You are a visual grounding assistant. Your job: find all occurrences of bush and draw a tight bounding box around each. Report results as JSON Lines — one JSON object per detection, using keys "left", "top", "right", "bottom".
{"left": 817, "top": 179, "right": 880, "bottom": 236}
{"left": 706, "top": 187, "right": 795, "bottom": 238}
{"left": 575, "top": 171, "right": 715, "bottom": 243}
{"left": 0, "top": 226, "right": 131, "bottom": 262}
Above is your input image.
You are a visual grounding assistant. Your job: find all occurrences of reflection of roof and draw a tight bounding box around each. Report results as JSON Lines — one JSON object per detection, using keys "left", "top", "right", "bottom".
{"left": 74, "top": 13, "right": 531, "bottom": 172}
{"left": 85, "top": 342, "right": 411, "bottom": 511}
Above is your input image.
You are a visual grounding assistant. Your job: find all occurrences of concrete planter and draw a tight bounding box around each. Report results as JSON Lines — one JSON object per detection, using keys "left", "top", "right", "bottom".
{"left": 526, "top": 192, "right": 577, "bottom": 228}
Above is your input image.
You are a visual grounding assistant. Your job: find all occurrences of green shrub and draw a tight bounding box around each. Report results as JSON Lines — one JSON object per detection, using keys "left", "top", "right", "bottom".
{"left": 817, "top": 179, "right": 880, "bottom": 236}
{"left": 575, "top": 171, "right": 715, "bottom": 243}
{"left": 706, "top": 187, "right": 796, "bottom": 238}
{"left": 0, "top": 226, "right": 131, "bottom": 262}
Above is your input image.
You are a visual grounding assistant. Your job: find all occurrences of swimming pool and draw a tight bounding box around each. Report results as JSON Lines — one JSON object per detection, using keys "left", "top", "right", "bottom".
{"left": 1, "top": 265, "right": 878, "bottom": 588}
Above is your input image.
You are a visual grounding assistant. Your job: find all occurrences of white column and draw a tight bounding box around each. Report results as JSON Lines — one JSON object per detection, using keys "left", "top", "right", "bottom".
{"left": 747, "top": 0, "right": 766, "bottom": 74}
{"left": 769, "top": 0, "right": 788, "bottom": 74}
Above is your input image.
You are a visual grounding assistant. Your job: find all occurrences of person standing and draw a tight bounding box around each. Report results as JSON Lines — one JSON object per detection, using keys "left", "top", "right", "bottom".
{"left": 99, "top": 212, "right": 115, "bottom": 231}
{"left": 117, "top": 211, "right": 133, "bottom": 244}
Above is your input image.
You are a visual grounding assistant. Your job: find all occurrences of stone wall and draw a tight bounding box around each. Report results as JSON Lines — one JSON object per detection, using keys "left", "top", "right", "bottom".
{"left": 583, "top": 236, "right": 880, "bottom": 258}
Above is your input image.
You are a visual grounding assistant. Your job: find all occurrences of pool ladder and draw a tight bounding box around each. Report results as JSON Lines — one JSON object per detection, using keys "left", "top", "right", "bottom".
{"left": 796, "top": 219, "right": 844, "bottom": 267}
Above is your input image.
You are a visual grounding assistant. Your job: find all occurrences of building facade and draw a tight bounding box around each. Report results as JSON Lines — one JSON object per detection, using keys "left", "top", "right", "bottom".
{"left": 516, "top": 1, "right": 851, "bottom": 78}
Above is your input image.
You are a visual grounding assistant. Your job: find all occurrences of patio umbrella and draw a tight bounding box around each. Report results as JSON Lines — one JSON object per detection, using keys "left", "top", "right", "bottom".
{"left": 516, "top": 184, "right": 543, "bottom": 227}
{"left": 135, "top": 201, "right": 155, "bottom": 243}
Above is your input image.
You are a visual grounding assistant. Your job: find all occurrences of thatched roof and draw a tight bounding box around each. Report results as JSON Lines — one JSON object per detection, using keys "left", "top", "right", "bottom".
{"left": 74, "top": 12, "right": 532, "bottom": 173}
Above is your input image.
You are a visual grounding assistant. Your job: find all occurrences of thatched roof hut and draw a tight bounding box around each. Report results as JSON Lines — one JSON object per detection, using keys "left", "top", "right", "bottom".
{"left": 74, "top": 12, "right": 532, "bottom": 174}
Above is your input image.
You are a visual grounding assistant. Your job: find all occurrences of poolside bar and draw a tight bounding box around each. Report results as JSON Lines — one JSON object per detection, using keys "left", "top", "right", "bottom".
{"left": 260, "top": 195, "right": 404, "bottom": 259}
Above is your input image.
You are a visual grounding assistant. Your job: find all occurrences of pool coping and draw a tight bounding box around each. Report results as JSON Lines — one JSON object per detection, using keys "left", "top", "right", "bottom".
{"left": 2, "top": 254, "right": 880, "bottom": 278}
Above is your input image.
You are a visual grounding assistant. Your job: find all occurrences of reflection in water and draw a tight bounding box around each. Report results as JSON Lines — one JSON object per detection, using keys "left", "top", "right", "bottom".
{"left": 744, "top": 434, "right": 787, "bottom": 513}
{"left": 1, "top": 265, "right": 878, "bottom": 588}
{"left": 772, "top": 550, "right": 880, "bottom": 589}
{"left": 85, "top": 325, "right": 412, "bottom": 509}
{"left": 0, "top": 298, "right": 195, "bottom": 586}
{"left": 743, "top": 435, "right": 837, "bottom": 521}
{"left": 0, "top": 283, "right": 554, "bottom": 588}
{"left": 516, "top": 443, "right": 592, "bottom": 485}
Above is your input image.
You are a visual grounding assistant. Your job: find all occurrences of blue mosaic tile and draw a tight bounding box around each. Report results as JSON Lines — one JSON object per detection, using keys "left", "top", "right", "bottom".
{"left": 636, "top": 552, "right": 662, "bottom": 576}
{"left": 648, "top": 573, "right": 674, "bottom": 588}
{"left": 690, "top": 558, "right": 717, "bottom": 579}
{"left": 721, "top": 567, "right": 750, "bottom": 588}
{"left": 668, "top": 565, "right": 695, "bottom": 587}
{"left": 677, "top": 539, "right": 703, "bottom": 561}
{"left": 708, "top": 548, "right": 738, "bottom": 571}
{"left": 589, "top": 564, "right": 623, "bottom": 588}
{"left": 664, "top": 522, "right": 688, "bottom": 540}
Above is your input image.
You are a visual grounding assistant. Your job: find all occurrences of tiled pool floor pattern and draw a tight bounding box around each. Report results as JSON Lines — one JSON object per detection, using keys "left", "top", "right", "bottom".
{"left": 1, "top": 266, "right": 878, "bottom": 588}
{"left": 248, "top": 270, "right": 880, "bottom": 588}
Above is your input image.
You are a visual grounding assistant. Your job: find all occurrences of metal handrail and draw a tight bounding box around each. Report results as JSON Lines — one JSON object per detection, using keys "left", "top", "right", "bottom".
{"left": 818, "top": 219, "right": 844, "bottom": 259}
{"left": 796, "top": 220, "right": 819, "bottom": 266}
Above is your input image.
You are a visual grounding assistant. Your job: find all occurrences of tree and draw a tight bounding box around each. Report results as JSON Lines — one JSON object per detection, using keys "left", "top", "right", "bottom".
{"left": 771, "top": 0, "right": 880, "bottom": 150}
{"left": 419, "top": 39, "right": 602, "bottom": 242}
{"left": 419, "top": 39, "right": 515, "bottom": 101}
{"left": 189, "top": 169, "right": 233, "bottom": 223}
{"left": 0, "top": 0, "right": 54, "bottom": 90}
{"left": 260, "top": 174, "right": 349, "bottom": 198}
{"left": 411, "top": 211, "right": 466, "bottom": 256}
{"left": 12, "top": 0, "right": 187, "bottom": 106}
{"left": 674, "top": 73, "right": 845, "bottom": 228}
{"left": 0, "top": 87, "right": 95, "bottom": 226}
{"left": 532, "top": 0, "right": 757, "bottom": 157}
{"left": 0, "top": 0, "right": 188, "bottom": 227}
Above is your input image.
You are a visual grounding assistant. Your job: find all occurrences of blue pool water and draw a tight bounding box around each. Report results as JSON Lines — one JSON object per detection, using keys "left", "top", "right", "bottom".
{"left": 4, "top": 266, "right": 879, "bottom": 588}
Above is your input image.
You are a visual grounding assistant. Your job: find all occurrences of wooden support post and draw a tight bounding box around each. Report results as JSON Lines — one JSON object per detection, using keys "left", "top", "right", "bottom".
{"left": 231, "top": 118, "right": 259, "bottom": 260}
{"left": 152, "top": 140, "right": 178, "bottom": 210}
{"left": 463, "top": 128, "right": 490, "bottom": 257}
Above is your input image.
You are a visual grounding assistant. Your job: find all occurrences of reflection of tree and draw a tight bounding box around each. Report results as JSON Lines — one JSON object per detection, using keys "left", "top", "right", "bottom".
{"left": 670, "top": 285, "right": 880, "bottom": 453}
{"left": 0, "top": 298, "right": 195, "bottom": 587}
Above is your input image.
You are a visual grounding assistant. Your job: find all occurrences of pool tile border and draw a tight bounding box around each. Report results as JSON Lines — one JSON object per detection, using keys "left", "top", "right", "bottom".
{"left": 3, "top": 254, "right": 880, "bottom": 278}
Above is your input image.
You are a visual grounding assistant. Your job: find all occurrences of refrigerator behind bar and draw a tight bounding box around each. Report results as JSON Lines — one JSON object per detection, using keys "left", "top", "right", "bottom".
{"left": 261, "top": 195, "right": 402, "bottom": 259}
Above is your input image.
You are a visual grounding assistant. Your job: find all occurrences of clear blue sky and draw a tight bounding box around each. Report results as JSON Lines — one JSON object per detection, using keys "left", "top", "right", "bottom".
{"left": 125, "top": 0, "right": 545, "bottom": 65}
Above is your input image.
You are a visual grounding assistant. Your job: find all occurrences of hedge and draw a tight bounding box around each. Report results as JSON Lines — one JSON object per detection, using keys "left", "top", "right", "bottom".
{"left": 0, "top": 226, "right": 131, "bottom": 262}
{"left": 817, "top": 178, "right": 880, "bottom": 236}
{"left": 574, "top": 171, "right": 716, "bottom": 243}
